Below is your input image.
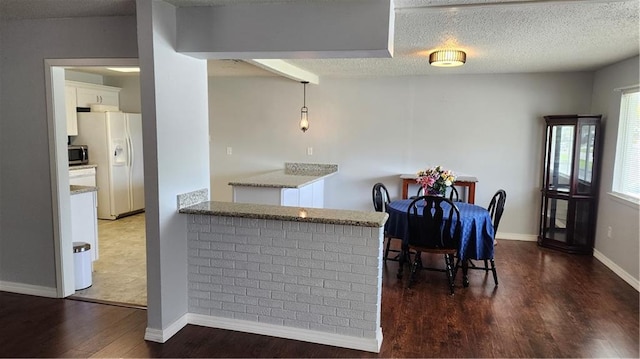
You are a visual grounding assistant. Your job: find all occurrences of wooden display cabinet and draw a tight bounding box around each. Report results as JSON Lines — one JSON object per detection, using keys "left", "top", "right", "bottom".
{"left": 538, "top": 114, "right": 601, "bottom": 254}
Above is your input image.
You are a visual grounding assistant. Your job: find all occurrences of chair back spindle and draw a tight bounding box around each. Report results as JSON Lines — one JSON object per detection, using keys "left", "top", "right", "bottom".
{"left": 407, "top": 196, "right": 460, "bottom": 251}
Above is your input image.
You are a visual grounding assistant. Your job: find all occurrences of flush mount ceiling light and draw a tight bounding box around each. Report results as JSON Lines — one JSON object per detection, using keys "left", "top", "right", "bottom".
{"left": 299, "top": 81, "right": 310, "bottom": 133}
{"left": 429, "top": 50, "right": 466, "bottom": 67}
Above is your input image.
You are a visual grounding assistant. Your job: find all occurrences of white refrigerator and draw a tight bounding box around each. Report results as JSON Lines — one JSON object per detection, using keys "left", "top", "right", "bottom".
{"left": 76, "top": 111, "right": 144, "bottom": 220}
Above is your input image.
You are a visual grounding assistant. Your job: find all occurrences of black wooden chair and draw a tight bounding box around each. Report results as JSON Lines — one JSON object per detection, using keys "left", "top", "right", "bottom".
{"left": 410, "top": 186, "right": 424, "bottom": 199}
{"left": 405, "top": 195, "right": 461, "bottom": 294}
{"left": 372, "top": 183, "right": 402, "bottom": 264}
{"left": 463, "top": 189, "right": 506, "bottom": 286}
{"left": 448, "top": 186, "right": 460, "bottom": 202}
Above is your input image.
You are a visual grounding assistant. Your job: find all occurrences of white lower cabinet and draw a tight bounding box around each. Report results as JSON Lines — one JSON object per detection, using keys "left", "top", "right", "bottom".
{"left": 233, "top": 179, "right": 325, "bottom": 208}
{"left": 69, "top": 167, "right": 97, "bottom": 187}
{"left": 70, "top": 190, "right": 99, "bottom": 262}
{"left": 282, "top": 180, "right": 324, "bottom": 208}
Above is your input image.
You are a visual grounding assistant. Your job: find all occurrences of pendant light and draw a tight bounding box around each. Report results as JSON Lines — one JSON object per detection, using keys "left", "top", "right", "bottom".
{"left": 299, "top": 81, "right": 309, "bottom": 132}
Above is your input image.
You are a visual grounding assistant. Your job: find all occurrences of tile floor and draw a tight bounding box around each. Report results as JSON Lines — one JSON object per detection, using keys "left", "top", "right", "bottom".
{"left": 69, "top": 213, "right": 147, "bottom": 307}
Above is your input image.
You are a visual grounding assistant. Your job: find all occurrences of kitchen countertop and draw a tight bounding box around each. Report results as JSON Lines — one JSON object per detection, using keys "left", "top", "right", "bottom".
{"left": 70, "top": 185, "right": 97, "bottom": 195}
{"left": 229, "top": 162, "right": 338, "bottom": 189}
{"left": 179, "top": 201, "right": 388, "bottom": 227}
{"left": 69, "top": 164, "right": 98, "bottom": 170}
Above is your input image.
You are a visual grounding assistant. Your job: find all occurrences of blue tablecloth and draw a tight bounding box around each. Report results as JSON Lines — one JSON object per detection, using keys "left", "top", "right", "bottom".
{"left": 385, "top": 199, "right": 495, "bottom": 261}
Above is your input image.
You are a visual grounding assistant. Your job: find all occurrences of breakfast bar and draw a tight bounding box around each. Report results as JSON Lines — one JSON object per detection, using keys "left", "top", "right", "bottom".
{"left": 229, "top": 163, "right": 338, "bottom": 208}
{"left": 178, "top": 199, "right": 387, "bottom": 352}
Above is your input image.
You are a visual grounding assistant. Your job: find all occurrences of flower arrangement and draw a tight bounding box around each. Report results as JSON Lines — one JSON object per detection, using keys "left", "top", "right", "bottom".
{"left": 416, "top": 165, "right": 456, "bottom": 196}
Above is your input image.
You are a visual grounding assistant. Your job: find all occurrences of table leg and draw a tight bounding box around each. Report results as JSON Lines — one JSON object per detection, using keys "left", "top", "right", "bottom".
{"left": 401, "top": 179, "right": 411, "bottom": 199}
{"left": 467, "top": 183, "right": 476, "bottom": 204}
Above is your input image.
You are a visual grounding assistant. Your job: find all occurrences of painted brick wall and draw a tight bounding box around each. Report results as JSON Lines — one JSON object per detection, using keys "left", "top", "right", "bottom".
{"left": 187, "top": 214, "right": 383, "bottom": 340}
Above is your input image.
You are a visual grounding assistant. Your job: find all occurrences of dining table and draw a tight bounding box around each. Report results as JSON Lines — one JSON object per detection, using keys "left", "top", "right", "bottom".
{"left": 385, "top": 198, "right": 495, "bottom": 285}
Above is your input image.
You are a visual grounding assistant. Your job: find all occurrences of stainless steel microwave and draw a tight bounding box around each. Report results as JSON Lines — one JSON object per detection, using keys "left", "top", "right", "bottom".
{"left": 68, "top": 145, "right": 88, "bottom": 166}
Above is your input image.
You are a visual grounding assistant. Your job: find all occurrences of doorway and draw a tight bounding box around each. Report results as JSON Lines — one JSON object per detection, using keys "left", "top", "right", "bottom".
{"left": 70, "top": 212, "right": 147, "bottom": 307}
{"left": 46, "top": 58, "right": 146, "bottom": 307}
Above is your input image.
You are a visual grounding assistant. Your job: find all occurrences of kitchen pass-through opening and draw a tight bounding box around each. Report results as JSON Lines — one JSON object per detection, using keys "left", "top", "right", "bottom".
{"left": 48, "top": 60, "right": 147, "bottom": 307}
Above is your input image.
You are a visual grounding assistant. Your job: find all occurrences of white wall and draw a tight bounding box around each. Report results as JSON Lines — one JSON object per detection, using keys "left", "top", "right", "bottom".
{"left": 591, "top": 56, "right": 640, "bottom": 284}
{"left": 0, "top": 16, "right": 138, "bottom": 289}
{"left": 137, "top": 0, "right": 210, "bottom": 336}
{"left": 66, "top": 70, "right": 104, "bottom": 85}
{"left": 104, "top": 75, "right": 142, "bottom": 113}
{"left": 209, "top": 73, "right": 594, "bottom": 238}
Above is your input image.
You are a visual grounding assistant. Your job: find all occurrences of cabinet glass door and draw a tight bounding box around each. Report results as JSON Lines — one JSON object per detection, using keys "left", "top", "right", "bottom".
{"left": 572, "top": 199, "right": 592, "bottom": 246}
{"left": 548, "top": 125, "right": 574, "bottom": 192}
{"left": 577, "top": 124, "right": 597, "bottom": 195}
{"left": 543, "top": 196, "right": 569, "bottom": 243}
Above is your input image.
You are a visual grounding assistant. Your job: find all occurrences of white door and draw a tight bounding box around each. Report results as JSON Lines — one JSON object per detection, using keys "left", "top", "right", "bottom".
{"left": 107, "top": 112, "right": 131, "bottom": 217}
{"left": 127, "top": 113, "right": 145, "bottom": 211}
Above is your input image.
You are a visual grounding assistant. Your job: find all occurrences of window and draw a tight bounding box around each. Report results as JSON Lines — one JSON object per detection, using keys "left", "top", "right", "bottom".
{"left": 612, "top": 87, "right": 640, "bottom": 202}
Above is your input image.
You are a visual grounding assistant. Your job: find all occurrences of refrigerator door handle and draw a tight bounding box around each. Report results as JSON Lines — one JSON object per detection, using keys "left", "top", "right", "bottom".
{"left": 125, "top": 118, "right": 135, "bottom": 210}
{"left": 125, "top": 116, "right": 133, "bottom": 168}
{"left": 127, "top": 136, "right": 133, "bottom": 167}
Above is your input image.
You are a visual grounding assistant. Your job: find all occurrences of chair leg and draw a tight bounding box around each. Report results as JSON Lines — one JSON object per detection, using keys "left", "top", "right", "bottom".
{"left": 453, "top": 257, "right": 460, "bottom": 281}
{"left": 397, "top": 244, "right": 412, "bottom": 279}
{"left": 397, "top": 246, "right": 405, "bottom": 279}
{"left": 461, "top": 259, "right": 469, "bottom": 288}
{"left": 484, "top": 259, "right": 489, "bottom": 272}
{"left": 384, "top": 237, "right": 392, "bottom": 265}
{"left": 444, "top": 254, "right": 455, "bottom": 295}
{"left": 408, "top": 251, "right": 421, "bottom": 287}
{"left": 490, "top": 258, "right": 498, "bottom": 286}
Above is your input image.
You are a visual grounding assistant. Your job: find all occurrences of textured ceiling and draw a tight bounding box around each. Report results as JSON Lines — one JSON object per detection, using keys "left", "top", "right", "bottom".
{"left": 2, "top": 0, "right": 638, "bottom": 77}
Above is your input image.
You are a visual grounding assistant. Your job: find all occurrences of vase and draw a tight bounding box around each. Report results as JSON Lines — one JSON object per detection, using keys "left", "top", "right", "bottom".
{"left": 426, "top": 188, "right": 445, "bottom": 197}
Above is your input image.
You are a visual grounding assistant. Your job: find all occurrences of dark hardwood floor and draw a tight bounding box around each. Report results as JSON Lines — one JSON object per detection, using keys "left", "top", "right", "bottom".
{"left": 1, "top": 240, "right": 638, "bottom": 358}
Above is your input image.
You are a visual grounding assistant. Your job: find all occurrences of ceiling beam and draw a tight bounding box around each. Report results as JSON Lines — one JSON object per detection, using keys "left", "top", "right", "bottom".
{"left": 175, "top": 0, "right": 394, "bottom": 61}
{"left": 246, "top": 60, "right": 319, "bottom": 84}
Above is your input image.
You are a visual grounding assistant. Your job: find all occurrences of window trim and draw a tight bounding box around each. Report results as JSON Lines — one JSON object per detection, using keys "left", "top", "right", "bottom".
{"left": 611, "top": 85, "right": 639, "bottom": 206}
{"left": 607, "top": 191, "right": 640, "bottom": 210}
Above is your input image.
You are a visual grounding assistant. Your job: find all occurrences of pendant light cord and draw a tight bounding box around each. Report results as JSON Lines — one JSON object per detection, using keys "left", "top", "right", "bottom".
{"left": 302, "top": 81, "right": 308, "bottom": 107}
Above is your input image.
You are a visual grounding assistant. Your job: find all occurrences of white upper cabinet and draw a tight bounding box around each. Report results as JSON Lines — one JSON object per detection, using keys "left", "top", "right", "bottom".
{"left": 65, "top": 81, "right": 121, "bottom": 136}
{"left": 67, "top": 80, "right": 121, "bottom": 108}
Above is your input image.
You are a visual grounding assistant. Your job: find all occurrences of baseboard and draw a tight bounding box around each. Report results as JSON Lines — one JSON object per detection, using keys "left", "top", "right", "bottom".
{"left": 144, "top": 313, "right": 189, "bottom": 343}
{"left": 593, "top": 249, "right": 640, "bottom": 292}
{"left": 188, "top": 313, "right": 383, "bottom": 353}
{"left": 0, "top": 281, "right": 58, "bottom": 298}
{"left": 496, "top": 232, "right": 537, "bottom": 241}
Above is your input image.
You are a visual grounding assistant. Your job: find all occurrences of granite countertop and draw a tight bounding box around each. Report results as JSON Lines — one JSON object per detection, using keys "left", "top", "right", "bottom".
{"left": 69, "top": 164, "right": 98, "bottom": 170}
{"left": 229, "top": 162, "right": 338, "bottom": 189}
{"left": 179, "top": 201, "right": 388, "bottom": 227}
{"left": 70, "top": 185, "right": 97, "bottom": 195}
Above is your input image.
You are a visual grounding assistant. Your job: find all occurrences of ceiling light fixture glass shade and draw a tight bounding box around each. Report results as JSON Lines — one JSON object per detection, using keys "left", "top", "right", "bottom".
{"left": 299, "top": 81, "right": 310, "bottom": 132}
{"left": 106, "top": 67, "right": 140, "bottom": 73}
{"left": 429, "top": 50, "right": 466, "bottom": 67}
